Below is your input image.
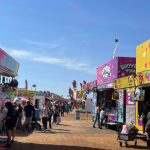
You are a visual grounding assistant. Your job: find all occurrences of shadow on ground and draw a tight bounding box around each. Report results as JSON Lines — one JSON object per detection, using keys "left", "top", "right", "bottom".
{"left": 59, "top": 123, "right": 71, "bottom": 127}
{"left": 2, "top": 141, "right": 147, "bottom": 150}
{"left": 9, "top": 142, "right": 106, "bottom": 150}
{"left": 35, "top": 129, "right": 71, "bottom": 134}
{"left": 16, "top": 129, "right": 33, "bottom": 137}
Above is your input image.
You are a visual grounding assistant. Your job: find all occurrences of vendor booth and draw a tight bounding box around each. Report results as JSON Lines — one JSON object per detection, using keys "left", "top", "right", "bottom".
{"left": 113, "top": 74, "right": 136, "bottom": 126}
{"left": 135, "top": 39, "right": 150, "bottom": 131}
{"left": 0, "top": 48, "right": 19, "bottom": 132}
{"left": 97, "top": 57, "right": 136, "bottom": 126}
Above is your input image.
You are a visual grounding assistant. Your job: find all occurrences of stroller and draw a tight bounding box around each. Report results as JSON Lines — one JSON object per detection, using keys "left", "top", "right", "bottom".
{"left": 117, "top": 122, "right": 138, "bottom": 147}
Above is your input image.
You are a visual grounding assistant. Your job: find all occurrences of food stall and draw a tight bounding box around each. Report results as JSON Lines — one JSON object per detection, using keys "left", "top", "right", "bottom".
{"left": 96, "top": 57, "right": 136, "bottom": 126}
{"left": 0, "top": 48, "right": 19, "bottom": 132}
{"left": 135, "top": 39, "right": 150, "bottom": 131}
{"left": 113, "top": 74, "right": 136, "bottom": 125}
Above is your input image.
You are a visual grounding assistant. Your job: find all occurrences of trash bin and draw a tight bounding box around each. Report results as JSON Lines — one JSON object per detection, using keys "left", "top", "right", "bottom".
{"left": 75, "top": 110, "right": 80, "bottom": 120}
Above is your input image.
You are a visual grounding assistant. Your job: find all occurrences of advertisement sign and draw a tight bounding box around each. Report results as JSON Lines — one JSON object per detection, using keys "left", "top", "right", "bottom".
{"left": 97, "top": 59, "right": 117, "bottom": 86}
{"left": 126, "top": 89, "right": 136, "bottom": 124}
{"left": 118, "top": 57, "right": 136, "bottom": 78}
{"left": 0, "top": 48, "right": 19, "bottom": 76}
{"left": 126, "top": 88, "right": 135, "bottom": 105}
{"left": 97, "top": 57, "right": 135, "bottom": 87}
{"left": 126, "top": 105, "right": 136, "bottom": 124}
{"left": 113, "top": 75, "right": 135, "bottom": 89}
{"left": 136, "top": 40, "right": 150, "bottom": 73}
{"left": 135, "top": 70, "right": 150, "bottom": 86}
{"left": 117, "top": 89, "right": 124, "bottom": 123}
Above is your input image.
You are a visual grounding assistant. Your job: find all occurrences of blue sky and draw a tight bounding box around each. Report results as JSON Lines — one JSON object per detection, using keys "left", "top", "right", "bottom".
{"left": 0, "top": 0, "right": 150, "bottom": 97}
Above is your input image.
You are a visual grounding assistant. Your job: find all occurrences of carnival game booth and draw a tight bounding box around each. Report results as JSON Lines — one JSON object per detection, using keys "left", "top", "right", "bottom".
{"left": 135, "top": 39, "right": 150, "bottom": 131}
{"left": 0, "top": 48, "right": 19, "bottom": 132}
{"left": 97, "top": 57, "right": 136, "bottom": 127}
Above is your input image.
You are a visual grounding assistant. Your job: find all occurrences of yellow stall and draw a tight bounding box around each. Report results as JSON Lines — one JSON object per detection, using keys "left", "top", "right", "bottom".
{"left": 136, "top": 39, "right": 150, "bottom": 131}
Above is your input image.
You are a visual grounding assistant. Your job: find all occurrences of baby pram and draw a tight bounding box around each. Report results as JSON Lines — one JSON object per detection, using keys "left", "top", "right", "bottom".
{"left": 117, "top": 123, "right": 138, "bottom": 147}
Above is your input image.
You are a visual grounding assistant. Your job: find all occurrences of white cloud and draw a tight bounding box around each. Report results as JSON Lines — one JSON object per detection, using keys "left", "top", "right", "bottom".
{"left": 0, "top": 45, "right": 95, "bottom": 74}
{"left": 9, "top": 49, "right": 31, "bottom": 57}
{"left": 33, "top": 56, "right": 64, "bottom": 64}
{"left": 24, "top": 39, "right": 59, "bottom": 49}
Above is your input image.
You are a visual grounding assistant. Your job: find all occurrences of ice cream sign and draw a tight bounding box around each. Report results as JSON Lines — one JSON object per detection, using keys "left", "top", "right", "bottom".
{"left": 97, "top": 59, "right": 117, "bottom": 86}
{"left": 101, "top": 65, "right": 111, "bottom": 82}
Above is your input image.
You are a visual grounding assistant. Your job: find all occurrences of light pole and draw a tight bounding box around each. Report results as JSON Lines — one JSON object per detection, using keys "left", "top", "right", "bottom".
{"left": 113, "top": 38, "right": 119, "bottom": 59}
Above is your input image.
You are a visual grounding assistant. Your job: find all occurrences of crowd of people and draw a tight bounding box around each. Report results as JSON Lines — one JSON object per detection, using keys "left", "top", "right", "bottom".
{"left": 2, "top": 100, "right": 72, "bottom": 148}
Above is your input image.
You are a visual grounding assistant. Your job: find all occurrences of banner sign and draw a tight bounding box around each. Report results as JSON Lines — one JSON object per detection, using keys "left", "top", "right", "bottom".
{"left": 117, "top": 89, "right": 124, "bottom": 123}
{"left": 117, "top": 57, "right": 136, "bottom": 78}
{"left": 97, "top": 59, "right": 117, "bottom": 86}
{"left": 97, "top": 57, "right": 135, "bottom": 87}
{"left": 83, "top": 80, "right": 97, "bottom": 91}
{"left": 0, "top": 48, "right": 19, "bottom": 76}
{"left": 126, "top": 88, "right": 135, "bottom": 105}
{"left": 113, "top": 75, "right": 135, "bottom": 89}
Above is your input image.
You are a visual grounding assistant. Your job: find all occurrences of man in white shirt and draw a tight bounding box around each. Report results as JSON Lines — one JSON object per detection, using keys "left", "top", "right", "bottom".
{"left": 41, "top": 103, "right": 49, "bottom": 132}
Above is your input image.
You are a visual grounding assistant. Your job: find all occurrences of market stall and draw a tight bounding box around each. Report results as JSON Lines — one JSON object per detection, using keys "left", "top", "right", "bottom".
{"left": 135, "top": 39, "right": 150, "bottom": 131}
{"left": 0, "top": 48, "right": 19, "bottom": 132}
{"left": 113, "top": 74, "right": 136, "bottom": 125}
{"left": 96, "top": 57, "right": 135, "bottom": 126}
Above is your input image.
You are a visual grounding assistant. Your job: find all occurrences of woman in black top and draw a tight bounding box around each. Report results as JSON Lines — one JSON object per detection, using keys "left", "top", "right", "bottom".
{"left": 4, "top": 102, "right": 19, "bottom": 148}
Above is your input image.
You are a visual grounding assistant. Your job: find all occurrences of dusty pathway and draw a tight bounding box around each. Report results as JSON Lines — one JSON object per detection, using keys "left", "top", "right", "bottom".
{"left": 0, "top": 112, "right": 147, "bottom": 150}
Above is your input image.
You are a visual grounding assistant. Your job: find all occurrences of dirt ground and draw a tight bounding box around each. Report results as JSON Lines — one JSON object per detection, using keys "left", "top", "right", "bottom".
{"left": 0, "top": 111, "right": 148, "bottom": 150}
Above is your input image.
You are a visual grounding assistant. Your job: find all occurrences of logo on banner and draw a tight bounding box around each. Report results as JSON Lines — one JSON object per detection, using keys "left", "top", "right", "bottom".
{"left": 101, "top": 65, "right": 111, "bottom": 82}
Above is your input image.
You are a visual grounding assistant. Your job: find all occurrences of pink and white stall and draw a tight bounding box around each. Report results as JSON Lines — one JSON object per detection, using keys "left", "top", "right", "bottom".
{"left": 96, "top": 57, "right": 136, "bottom": 126}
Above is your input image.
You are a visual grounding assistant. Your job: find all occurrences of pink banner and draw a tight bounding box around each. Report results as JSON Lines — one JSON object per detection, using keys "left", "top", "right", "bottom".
{"left": 97, "top": 59, "right": 117, "bottom": 86}
{"left": 97, "top": 57, "right": 136, "bottom": 86}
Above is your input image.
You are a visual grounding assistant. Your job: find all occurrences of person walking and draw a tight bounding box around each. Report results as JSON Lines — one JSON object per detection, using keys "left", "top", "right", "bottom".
{"left": 23, "top": 101, "right": 34, "bottom": 132}
{"left": 48, "top": 104, "right": 53, "bottom": 129}
{"left": 4, "top": 102, "right": 19, "bottom": 148}
{"left": 61, "top": 104, "right": 65, "bottom": 117}
{"left": 41, "top": 103, "right": 49, "bottom": 132}
{"left": 17, "top": 104, "right": 23, "bottom": 129}
{"left": 11, "top": 103, "right": 19, "bottom": 143}
{"left": 93, "top": 106, "right": 100, "bottom": 128}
